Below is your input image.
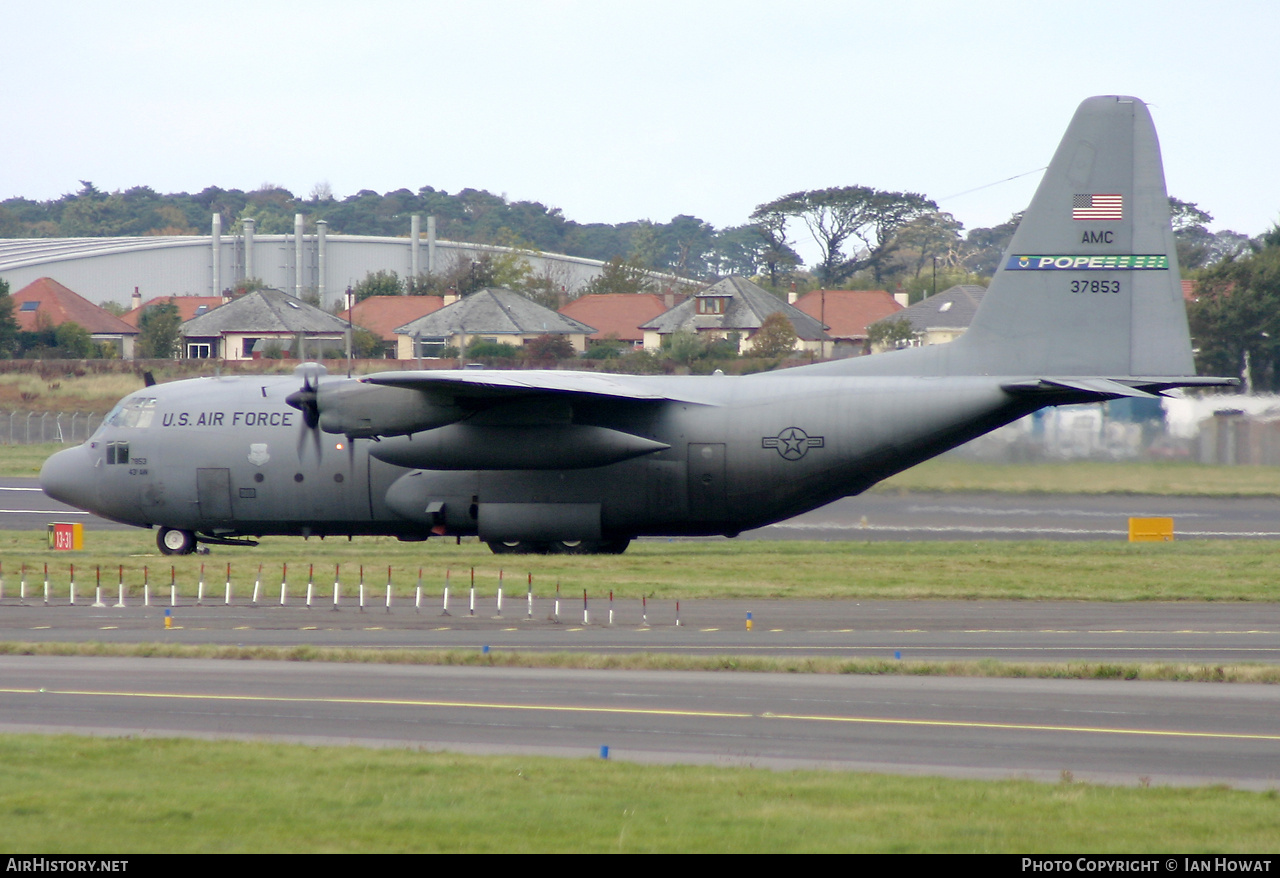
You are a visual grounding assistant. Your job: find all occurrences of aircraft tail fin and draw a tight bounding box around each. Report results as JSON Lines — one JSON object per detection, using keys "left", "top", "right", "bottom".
{"left": 812, "top": 96, "right": 1220, "bottom": 385}
{"left": 950, "top": 95, "right": 1192, "bottom": 378}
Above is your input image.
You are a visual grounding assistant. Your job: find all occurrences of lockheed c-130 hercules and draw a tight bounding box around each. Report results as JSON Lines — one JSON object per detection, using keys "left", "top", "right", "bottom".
{"left": 40, "top": 96, "right": 1231, "bottom": 555}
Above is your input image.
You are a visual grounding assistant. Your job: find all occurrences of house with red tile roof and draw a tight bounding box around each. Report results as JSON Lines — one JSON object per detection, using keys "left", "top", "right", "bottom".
{"left": 11, "top": 277, "right": 139, "bottom": 358}
{"left": 340, "top": 295, "right": 445, "bottom": 358}
{"left": 792, "top": 289, "right": 903, "bottom": 357}
{"left": 120, "top": 295, "right": 227, "bottom": 329}
{"left": 557, "top": 293, "right": 669, "bottom": 348}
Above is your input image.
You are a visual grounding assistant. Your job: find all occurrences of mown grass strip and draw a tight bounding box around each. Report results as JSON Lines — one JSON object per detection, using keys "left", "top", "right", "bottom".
{"left": 6, "top": 534, "right": 1280, "bottom": 601}
{"left": 3, "top": 640, "right": 1277, "bottom": 684}
{"left": 876, "top": 457, "right": 1280, "bottom": 496}
{"left": 0, "top": 734, "right": 1275, "bottom": 853}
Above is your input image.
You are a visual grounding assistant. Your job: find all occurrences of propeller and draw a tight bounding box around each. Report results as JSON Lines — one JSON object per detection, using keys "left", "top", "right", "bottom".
{"left": 285, "top": 363, "right": 326, "bottom": 460}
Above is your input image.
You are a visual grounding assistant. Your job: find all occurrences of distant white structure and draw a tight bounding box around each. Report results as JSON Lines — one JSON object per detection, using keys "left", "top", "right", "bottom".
{"left": 0, "top": 215, "right": 688, "bottom": 310}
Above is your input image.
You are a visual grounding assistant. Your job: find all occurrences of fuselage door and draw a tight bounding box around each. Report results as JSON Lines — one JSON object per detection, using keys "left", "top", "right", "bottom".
{"left": 197, "top": 468, "right": 233, "bottom": 521}
{"left": 687, "top": 442, "right": 727, "bottom": 520}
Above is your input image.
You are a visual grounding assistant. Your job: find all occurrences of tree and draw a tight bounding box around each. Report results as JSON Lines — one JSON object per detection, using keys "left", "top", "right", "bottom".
{"left": 137, "top": 302, "right": 182, "bottom": 359}
{"left": 661, "top": 330, "right": 705, "bottom": 365}
{"left": 1186, "top": 238, "right": 1280, "bottom": 391}
{"left": 522, "top": 334, "right": 576, "bottom": 362}
{"left": 581, "top": 257, "right": 655, "bottom": 297}
{"left": 754, "top": 186, "right": 936, "bottom": 285}
{"left": 744, "top": 211, "right": 801, "bottom": 289}
{"left": 749, "top": 312, "right": 797, "bottom": 357}
{"left": 962, "top": 212, "right": 1023, "bottom": 276}
{"left": 868, "top": 317, "right": 917, "bottom": 352}
{"left": 353, "top": 270, "right": 403, "bottom": 302}
{"left": 890, "top": 211, "right": 965, "bottom": 279}
{"left": 1170, "top": 196, "right": 1216, "bottom": 270}
{"left": 0, "top": 278, "right": 16, "bottom": 358}
{"left": 351, "top": 327, "right": 385, "bottom": 359}
{"left": 54, "top": 322, "right": 93, "bottom": 358}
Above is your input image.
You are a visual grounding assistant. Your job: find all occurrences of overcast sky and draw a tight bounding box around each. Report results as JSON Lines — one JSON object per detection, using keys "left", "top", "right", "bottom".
{"left": 4, "top": 0, "right": 1275, "bottom": 247}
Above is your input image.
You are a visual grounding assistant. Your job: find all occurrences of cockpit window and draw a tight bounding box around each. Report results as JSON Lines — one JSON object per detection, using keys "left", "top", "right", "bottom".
{"left": 102, "top": 396, "right": 157, "bottom": 430}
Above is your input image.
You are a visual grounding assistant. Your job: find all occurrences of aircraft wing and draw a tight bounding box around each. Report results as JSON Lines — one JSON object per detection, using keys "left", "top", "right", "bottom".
{"left": 362, "top": 370, "right": 717, "bottom": 405}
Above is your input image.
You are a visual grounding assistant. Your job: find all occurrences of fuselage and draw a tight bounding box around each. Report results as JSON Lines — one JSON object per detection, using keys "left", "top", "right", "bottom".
{"left": 39, "top": 368, "right": 1042, "bottom": 548}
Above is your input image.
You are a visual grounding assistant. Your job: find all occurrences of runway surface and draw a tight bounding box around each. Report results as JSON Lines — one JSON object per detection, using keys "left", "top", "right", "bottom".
{"left": 7, "top": 476, "right": 1280, "bottom": 541}
{"left": 4, "top": 655, "right": 1277, "bottom": 789}
{"left": 3, "top": 599, "right": 1280, "bottom": 666}
{"left": 6, "top": 474, "right": 1279, "bottom": 788}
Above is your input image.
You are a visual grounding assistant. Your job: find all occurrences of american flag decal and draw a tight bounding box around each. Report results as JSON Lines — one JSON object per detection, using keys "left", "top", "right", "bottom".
{"left": 1072, "top": 193, "right": 1123, "bottom": 221}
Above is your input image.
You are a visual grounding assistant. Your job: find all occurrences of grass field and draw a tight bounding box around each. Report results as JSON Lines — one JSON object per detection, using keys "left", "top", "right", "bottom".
{"left": 877, "top": 457, "right": 1280, "bottom": 496}
{"left": 1, "top": 735, "right": 1275, "bottom": 853}
{"left": 6, "top": 531, "right": 1280, "bottom": 602}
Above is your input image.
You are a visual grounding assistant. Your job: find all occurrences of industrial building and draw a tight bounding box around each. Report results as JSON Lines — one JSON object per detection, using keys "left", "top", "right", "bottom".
{"left": 0, "top": 215, "right": 658, "bottom": 311}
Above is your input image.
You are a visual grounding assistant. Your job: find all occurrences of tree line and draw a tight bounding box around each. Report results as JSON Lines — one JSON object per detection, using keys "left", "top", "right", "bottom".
{"left": 2, "top": 181, "right": 1254, "bottom": 298}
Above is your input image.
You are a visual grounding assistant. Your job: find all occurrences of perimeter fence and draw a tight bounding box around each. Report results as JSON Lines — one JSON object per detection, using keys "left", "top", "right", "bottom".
{"left": 0, "top": 411, "right": 102, "bottom": 445}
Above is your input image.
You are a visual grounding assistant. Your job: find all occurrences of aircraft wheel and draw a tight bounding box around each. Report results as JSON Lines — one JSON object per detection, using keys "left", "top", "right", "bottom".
{"left": 548, "top": 539, "right": 631, "bottom": 555}
{"left": 158, "top": 527, "right": 197, "bottom": 555}
{"left": 550, "top": 539, "right": 595, "bottom": 555}
{"left": 487, "top": 540, "right": 549, "bottom": 555}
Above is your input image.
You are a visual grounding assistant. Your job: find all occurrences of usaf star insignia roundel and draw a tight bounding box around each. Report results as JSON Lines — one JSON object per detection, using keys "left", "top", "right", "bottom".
{"left": 762, "top": 427, "right": 824, "bottom": 461}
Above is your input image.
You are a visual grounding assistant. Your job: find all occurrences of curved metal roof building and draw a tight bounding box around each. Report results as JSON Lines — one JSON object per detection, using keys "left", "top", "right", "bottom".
{"left": 0, "top": 214, "right": 674, "bottom": 309}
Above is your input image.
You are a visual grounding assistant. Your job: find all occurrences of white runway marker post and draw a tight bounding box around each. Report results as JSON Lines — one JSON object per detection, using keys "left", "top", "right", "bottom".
{"left": 279, "top": 563, "right": 288, "bottom": 606}
{"left": 385, "top": 566, "right": 393, "bottom": 613}
{"left": 441, "top": 568, "right": 451, "bottom": 616}
{"left": 252, "top": 564, "right": 262, "bottom": 605}
{"left": 469, "top": 567, "right": 476, "bottom": 617}
{"left": 143, "top": 565, "right": 150, "bottom": 607}
{"left": 306, "top": 564, "right": 314, "bottom": 608}
{"left": 332, "top": 564, "right": 341, "bottom": 611}
{"left": 415, "top": 566, "right": 423, "bottom": 613}
{"left": 224, "top": 563, "right": 232, "bottom": 605}
{"left": 526, "top": 572, "right": 533, "bottom": 620}
{"left": 495, "top": 569, "right": 503, "bottom": 618}
{"left": 116, "top": 565, "right": 126, "bottom": 608}
{"left": 197, "top": 563, "right": 205, "bottom": 605}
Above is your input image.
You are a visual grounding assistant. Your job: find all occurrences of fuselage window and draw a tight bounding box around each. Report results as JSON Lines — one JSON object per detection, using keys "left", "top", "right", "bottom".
{"left": 106, "top": 441, "right": 130, "bottom": 464}
{"left": 102, "top": 397, "right": 157, "bottom": 430}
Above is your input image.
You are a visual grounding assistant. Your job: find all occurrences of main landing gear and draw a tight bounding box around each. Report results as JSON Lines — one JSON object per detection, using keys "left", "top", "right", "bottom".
{"left": 485, "top": 539, "right": 631, "bottom": 555}
{"left": 157, "top": 527, "right": 197, "bottom": 555}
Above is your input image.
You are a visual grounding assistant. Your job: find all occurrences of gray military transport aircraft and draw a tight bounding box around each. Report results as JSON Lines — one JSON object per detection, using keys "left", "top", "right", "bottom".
{"left": 41, "top": 96, "right": 1231, "bottom": 555}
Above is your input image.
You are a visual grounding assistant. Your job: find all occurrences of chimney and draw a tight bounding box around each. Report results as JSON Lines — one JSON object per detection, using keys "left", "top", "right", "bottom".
{"left": 894, "top": 292, "right": 909, "bottom": 308}
{"left": 131, "top": 287, "right": 142, "bottom": 310}
{"left": 663, "top": 287, "right": 674, "bottom": 310}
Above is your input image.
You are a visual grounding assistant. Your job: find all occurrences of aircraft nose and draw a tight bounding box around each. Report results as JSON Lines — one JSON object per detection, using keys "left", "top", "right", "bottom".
{"left": 39, "top": 445, "right": 97, "bottom": 511}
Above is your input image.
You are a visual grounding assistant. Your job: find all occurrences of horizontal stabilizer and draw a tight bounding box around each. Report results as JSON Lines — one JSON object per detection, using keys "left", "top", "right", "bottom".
{"left": 1002, "top": 375, "right": 1238, "bottom": 401}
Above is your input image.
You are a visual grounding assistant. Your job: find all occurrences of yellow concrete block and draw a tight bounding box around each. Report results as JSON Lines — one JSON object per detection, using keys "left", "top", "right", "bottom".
{"left": 1128, "top": 517, "right": 1174, "bottom": 542}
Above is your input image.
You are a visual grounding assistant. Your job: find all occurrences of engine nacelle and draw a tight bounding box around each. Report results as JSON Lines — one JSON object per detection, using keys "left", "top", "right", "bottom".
{"left": 369, "top": 424, "right": 668, "bottom": 470}
{"left": 317, "top": 381, "right": 465, "bottom": 439}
